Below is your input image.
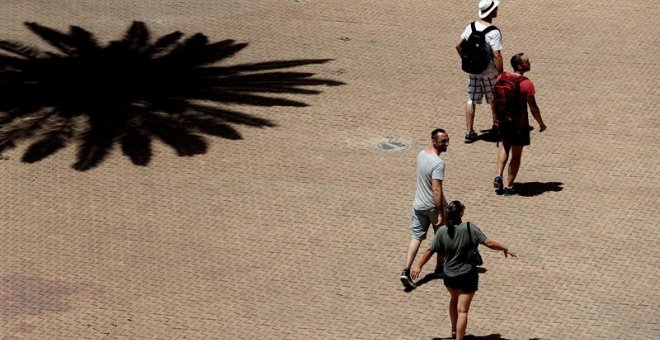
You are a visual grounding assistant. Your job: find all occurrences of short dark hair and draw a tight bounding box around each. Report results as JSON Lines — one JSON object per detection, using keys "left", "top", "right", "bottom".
{"left": 431, "top": 128, "right": 446, "bottom": 139}
{"left": 510, "top": 53, "right": 525, "bottom": 70}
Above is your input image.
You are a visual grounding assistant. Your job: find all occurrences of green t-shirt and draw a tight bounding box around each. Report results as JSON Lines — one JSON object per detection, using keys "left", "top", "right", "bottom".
{"left": 429, "top": 221, "right": 487, "bottom": 277}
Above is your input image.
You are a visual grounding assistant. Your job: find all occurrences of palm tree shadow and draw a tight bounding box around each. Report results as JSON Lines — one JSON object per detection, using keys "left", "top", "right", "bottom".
{"left": 517, "top": 182, "right": 564, "bottom": 197}
{"left": 0, "top": 21, "right": 343, "bottom": 170}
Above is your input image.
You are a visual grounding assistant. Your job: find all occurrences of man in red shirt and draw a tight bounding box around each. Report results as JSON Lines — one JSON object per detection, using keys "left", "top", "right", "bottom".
{"left": 493, "top": 53, "right": 547, "bottom": 195}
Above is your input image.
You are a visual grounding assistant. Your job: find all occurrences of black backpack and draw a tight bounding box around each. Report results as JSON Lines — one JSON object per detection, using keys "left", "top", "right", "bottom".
{"left": 460, "top": 22, "right": 499, "bottom": 74}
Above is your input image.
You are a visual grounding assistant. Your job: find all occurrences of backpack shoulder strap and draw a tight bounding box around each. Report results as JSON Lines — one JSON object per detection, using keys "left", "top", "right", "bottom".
{"left": 470, "top": 21, "right": 477, "bottom": 33}
{"left": 482, "top": 25, "right": 499, "bottom": 34}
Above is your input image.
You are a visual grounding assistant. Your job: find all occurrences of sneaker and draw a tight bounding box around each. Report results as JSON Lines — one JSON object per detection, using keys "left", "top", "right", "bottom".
{"left": 503, "top": 186, "right": 515, "bottom": 196}
{"left": 400, "top": 269, "right": 416, "bottom": 289}
{"left": 464, "top": 131, "right": 478, "bottom": 143}
{"left": 493, "top": 176, "right": 503, "bottom": 192}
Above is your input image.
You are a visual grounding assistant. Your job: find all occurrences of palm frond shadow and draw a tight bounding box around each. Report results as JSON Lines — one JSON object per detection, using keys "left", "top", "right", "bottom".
{"left": 0, "top": 21, "right": 343, "bottom": 170}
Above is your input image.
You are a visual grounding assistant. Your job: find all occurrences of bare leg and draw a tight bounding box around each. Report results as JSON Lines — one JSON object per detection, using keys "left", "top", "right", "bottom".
{"left": 496, "top": 142, "right": 511, "bottom": 177}
{"left": 465, "top": 103, "right": 476, "bottom": 134}
{"left": 404, "top": 238, "right": 422, "bottom": 269}
{"left": 447, "top": 288, "right": 460, "bottom": 337}
{"left": 505, "top": 145, "right": 524, "bottom": 187}
{"left": 456, "top": 291, "right": 476, "bottom": 340}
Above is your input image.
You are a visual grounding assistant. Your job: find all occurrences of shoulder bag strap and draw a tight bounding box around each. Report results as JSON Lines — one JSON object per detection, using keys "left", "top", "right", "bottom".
{"left": 467, "top": 222, "right": 475, "bottom": 247}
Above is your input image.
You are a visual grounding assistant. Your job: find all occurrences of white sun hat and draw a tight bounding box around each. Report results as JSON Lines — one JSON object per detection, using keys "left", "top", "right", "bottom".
{"left": 478, "top": 0, "right": 500, "bottom": 19}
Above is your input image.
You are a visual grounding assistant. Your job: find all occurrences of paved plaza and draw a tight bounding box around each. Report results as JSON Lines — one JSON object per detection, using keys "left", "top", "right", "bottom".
{"left": 1, "top": 1, "right": 658, "bottom": 339}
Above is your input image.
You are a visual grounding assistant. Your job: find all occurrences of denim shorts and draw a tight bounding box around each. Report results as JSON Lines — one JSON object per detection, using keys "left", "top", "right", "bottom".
{"left": 410, "top": 208, "right": 438, "bottom": 240}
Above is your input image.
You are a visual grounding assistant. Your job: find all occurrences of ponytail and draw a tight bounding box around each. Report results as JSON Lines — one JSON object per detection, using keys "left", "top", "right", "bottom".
{"left": 445, "top": 200, "right": 465, "bottom": 237}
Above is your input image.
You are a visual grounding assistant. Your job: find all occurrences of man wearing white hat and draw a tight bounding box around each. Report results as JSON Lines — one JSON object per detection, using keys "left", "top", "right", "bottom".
{"left": 456, "top": 0, "right": 503, "bottom": 143}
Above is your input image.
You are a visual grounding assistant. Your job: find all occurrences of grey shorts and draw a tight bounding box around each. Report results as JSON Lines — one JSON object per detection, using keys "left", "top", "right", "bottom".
{"left": 411, "top": 208, "right": 438, "bottom": 240}
{"left": 466, "top": 74, "right": 497, "bottom": 104}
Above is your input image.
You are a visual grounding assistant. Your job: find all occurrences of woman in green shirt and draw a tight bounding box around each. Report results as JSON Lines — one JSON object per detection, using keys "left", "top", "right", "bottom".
{"left": 412, "top": 200, "right": 516, "bottom": 340}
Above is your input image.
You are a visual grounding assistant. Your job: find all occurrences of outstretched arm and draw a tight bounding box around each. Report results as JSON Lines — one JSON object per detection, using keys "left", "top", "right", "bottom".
{"left": 528, "top": 96, "right": 546, "bottom": 132}
{"left": 411, "top": 248, "right": 439, "bottom": 280}
{"left": 483, "top": 237, "right": 516, "bottom": 257}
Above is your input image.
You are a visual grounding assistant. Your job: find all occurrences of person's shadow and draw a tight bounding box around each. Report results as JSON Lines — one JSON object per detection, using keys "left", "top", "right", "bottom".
{"left": 477, "top": 128, "right": 500, "bottom": 143}
{"left": 516, "top": 182, "right": 563, "bottom": 197}
{"left": 406, "top": 272, "right": 441, "bottom": 291}
{"left": 433, "top": 333, "right": 510, "bottom": 340}
{"left": 478, "top": 126, "right": 548, "bottom": 144}
{"left": 407, "top": 267, "right": 488, "bottom": 292}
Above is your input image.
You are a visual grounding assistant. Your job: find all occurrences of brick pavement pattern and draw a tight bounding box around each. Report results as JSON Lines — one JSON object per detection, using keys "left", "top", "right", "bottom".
{"left": 1, "top": 1, "right": 659, "bottom": 339}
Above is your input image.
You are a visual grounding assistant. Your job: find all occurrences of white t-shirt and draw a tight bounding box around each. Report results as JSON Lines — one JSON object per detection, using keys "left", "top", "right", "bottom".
{"left": 461, "top": 21, "right": 503, "bottom": 77}
{"left": 413, "top": 150, "right": 445, "bottom": 210}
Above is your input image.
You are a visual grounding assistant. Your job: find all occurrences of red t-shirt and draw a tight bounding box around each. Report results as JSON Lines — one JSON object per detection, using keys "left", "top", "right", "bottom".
{"left": 518, "top": 75, "right": 535, "bottom": 128}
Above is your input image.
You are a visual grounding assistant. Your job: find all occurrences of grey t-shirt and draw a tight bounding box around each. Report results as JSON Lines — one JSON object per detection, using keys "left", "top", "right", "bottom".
{"left": 412, "top": 150, "right": 445, "bottom": 211}
{"left": 429, "top": 222, "right": 487, "bottom": 277}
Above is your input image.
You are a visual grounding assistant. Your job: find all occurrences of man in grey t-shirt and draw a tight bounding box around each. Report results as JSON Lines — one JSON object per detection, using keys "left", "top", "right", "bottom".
{"left": 400, "top": 128, "right": 449, "bottom": 289}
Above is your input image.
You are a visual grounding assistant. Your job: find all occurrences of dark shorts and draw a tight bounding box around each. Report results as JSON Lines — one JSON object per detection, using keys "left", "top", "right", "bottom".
{"left": 499, "top": 126, "right": 530, "bottom": 146}
{"left": 443, "top": 267, "right": 479, "bottom": 292}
